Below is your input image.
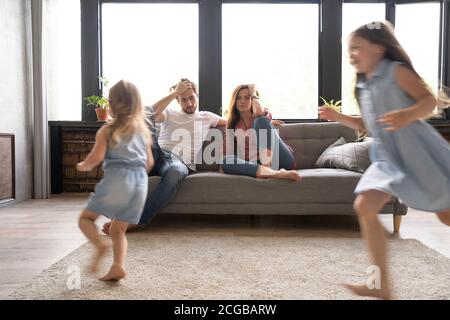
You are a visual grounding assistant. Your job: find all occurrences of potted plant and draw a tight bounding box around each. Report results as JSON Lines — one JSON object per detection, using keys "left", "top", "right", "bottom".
{"left": 84, "top": 76, "right": 110, "bottom": 121}
{"left": 320, "top": 97, "right": 342, "bottom": 113}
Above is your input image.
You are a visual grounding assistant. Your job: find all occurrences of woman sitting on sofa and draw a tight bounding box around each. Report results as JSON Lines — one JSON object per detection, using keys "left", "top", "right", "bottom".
{"left": 221, "top": 84, "right": 301, "bottom": 181}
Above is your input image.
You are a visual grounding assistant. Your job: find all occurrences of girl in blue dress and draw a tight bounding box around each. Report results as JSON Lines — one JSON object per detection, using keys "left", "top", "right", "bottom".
{"left": 319, "top": 21, "right": 450, "bottom": 299}
{"left": 77, "top": 80, "right": 154, "bottom": 281}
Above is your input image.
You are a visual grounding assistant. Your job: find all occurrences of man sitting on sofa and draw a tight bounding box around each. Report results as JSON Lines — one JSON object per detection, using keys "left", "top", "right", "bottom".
{"left": 102, "top": 78, "right": 227, "bottom": 234}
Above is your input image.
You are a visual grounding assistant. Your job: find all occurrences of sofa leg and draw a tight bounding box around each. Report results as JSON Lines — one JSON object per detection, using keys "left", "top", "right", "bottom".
{"left": 393, "top": 215, "right": 402, "bottom": 233}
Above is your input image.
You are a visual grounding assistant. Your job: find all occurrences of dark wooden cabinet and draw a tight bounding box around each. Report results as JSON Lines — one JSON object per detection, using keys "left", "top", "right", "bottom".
{"left": 0, "top": 134, "right": 15, "bottom": 202}
{"left": 430, "top": 120, "right": 450, "bottom": 142}
{"left": 50, "top": 121, "right": 104, "bottom": 194}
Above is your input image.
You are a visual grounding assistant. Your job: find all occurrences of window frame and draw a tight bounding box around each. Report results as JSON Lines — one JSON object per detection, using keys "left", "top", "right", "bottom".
{"left": 81, "top": 0, "right": 450, "bottom": 121}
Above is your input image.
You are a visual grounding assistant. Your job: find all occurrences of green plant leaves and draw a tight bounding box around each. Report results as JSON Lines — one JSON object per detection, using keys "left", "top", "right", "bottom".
{"left": 84, "top": 95, "right": 108, "bottom": 109}
{"left": 319, "top": 96, "right": 342, "bottom": 113}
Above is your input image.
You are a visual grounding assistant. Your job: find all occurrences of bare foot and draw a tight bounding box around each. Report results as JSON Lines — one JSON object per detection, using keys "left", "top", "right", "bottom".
{"left": 344, "top": 283, "right": 392, "bottom": 300}
{"left": 89, "top": 239, "right": 111, "bottom": 273}
{"left": 99, "top": 263, "right": 127, "bottom": 281}
{"left": 102, "top": 222, "right": 138, "bottom": 235}
{"left": 274, "top": 169, "right": 302, "bottom": 182}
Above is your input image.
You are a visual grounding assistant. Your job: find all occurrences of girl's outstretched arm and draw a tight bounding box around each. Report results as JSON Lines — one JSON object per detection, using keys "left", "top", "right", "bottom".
{"left": 76, "top": 126, "right": 108, "bottom": 171}
{"left": 319, "top": 106, "right": 365, "bottom": 131}
{"left": 378, "top": 65, "right": 436, "bottom": 131}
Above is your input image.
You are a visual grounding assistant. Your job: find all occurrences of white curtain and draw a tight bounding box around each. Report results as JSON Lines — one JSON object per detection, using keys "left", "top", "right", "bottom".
{"left": 31, "top": 0, "right": 81, "bottom": 198}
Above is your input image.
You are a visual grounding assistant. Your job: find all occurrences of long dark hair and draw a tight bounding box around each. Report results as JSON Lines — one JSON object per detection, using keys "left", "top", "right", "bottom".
{"left": 226, "top": 84, "right": 260, "bottom": 129}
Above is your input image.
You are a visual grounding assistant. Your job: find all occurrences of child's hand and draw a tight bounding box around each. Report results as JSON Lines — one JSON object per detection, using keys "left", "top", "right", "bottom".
{"left": 318, "top": 106, "right": 340, "bottom": 121}
{"left": 76, "top": 161, "right": 91, "bottom": 172}
{"left": 377, "top": 109, "right": 413, "bottom": 132}
{"left": 271, "top": 119, "right": 285, "bottom": 127}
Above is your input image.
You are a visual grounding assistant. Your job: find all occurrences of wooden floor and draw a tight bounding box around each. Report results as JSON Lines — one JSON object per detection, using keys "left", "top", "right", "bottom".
{"left": 0, "top": 193, "right": 449, "bottom": 299}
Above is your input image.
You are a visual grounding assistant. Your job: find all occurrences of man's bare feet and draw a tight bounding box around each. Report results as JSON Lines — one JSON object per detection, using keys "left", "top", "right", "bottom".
{"left": 274, "top": 169, "right": 302, "bottom": 182}
{"left": 344, "top": 283, "right": 392, "bottom": 300}
{"left": 89, "top": 239, "right": 111, "bottom": 273}
{"left": 102, "top": 222, "right": 138, "bottom": 235}
{"left": 99, "top": 263, "right": 127, "bottom": 281}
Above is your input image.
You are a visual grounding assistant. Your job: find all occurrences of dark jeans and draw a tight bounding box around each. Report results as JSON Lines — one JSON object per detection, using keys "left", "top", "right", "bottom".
{"left": 222, "top": 116, "right": 295, "bottom": 177}
{"left": 138, "top": 142, "right": 189, "bottom": 227}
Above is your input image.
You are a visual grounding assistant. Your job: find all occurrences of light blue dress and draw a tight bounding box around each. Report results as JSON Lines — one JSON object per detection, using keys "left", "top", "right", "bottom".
{"left": 354, "top": 59, "right": 450, "bottom": 212}
{"left": 86, "top": 132, "right": 149, "bottom": 224}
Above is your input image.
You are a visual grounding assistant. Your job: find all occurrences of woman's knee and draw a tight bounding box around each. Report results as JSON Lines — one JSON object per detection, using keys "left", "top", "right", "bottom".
{"left": 253, "top": 116, "right": 272, "bottom": 129}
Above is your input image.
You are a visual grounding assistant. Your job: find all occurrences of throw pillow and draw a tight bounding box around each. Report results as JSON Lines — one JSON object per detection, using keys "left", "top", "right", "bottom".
{"left": 315, "top": 137, "right": 372, "bottom": 173}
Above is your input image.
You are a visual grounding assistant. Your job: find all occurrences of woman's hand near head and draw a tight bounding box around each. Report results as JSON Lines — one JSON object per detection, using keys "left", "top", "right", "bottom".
{"left": 247, "top": 84, "right": 265, "bottom": 115}
{"left": 247, "top": 84, "right": 257, "bottom": 97}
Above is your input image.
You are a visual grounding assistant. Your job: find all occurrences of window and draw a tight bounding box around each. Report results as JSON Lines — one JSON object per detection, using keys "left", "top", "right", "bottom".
{"left": 222, "top": 3, "right": 319, "bottom": 119}
{"left": 46, "top": 0, "right": 81, "bottom": 121}
{"left": 341, "top": 2, "right": 385, "bottom": 115}
{"left": 395, "top": 2, "right": 441, "bottom": 96}
{"left": 101, "top": 3, "right": 198, "bottom": 109}
{"left": 82, "top": 1, "right": 450, "bottom": 121}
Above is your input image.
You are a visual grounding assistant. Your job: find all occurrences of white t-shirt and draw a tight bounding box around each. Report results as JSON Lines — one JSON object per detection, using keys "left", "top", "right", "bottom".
{"left": 158, "top": 108, "right": 222, "bottom": 170}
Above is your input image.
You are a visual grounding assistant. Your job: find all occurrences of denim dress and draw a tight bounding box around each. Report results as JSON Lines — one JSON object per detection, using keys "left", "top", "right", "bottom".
{"left": 354, "top": 59, "right": 450, "bottom": 212}
{"left": 86, "top": 133, "right": 149, "bottom": 224}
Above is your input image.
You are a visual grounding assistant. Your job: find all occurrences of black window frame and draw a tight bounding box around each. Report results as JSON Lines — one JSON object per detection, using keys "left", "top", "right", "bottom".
{"left": 81, "top": 0, "right": 450, "bottom": 122}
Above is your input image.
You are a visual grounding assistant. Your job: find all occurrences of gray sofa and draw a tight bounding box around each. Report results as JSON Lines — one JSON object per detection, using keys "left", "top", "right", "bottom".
{"left": 148, "top": 122, "right": 408, "bottom": 232}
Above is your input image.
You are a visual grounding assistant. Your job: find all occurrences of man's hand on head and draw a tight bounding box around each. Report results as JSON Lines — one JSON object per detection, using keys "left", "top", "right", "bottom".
{"left": 174, "top": 80, "right": 192, "bottom": 96}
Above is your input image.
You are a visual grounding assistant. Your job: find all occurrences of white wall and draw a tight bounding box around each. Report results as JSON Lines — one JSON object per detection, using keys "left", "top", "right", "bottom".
{"left": 0, "top": 0, "right": 33, "bottom": 206}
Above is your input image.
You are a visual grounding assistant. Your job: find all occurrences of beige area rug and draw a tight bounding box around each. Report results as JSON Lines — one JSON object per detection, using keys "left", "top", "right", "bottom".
{"left": 8, "top": 230, "right": 450, "bottom": 300}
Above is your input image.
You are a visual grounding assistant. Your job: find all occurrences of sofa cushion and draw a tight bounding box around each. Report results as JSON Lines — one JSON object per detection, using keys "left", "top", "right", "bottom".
{"left": 149, "top": 168, "right": 364, "bottom": 205}
{"left": 315, "top": 137, "right": 372, "bottom": 173}
{"left": 279, "top": 122, "right": 358, "bottom": 169}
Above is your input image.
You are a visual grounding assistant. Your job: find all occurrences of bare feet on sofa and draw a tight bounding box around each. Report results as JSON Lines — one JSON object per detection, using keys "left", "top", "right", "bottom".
{"left": 99, "top": 263, "right": 126, "bottom": 281}
{"left": 344, "top": 283, "right": 392, "bottom": 300}
{"left": 89, "top": 239, "right": 111, "bottom": 273}
{"left": 274, "top": 169, "right": 302, "bottom": 182}
{"left": 102, "top": 222, "right": 137, "bottom": 235}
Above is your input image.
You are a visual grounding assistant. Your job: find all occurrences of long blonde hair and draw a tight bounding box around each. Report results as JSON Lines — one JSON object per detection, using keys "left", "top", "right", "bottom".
{"left": 226, "top": 84, "right": 260, "bottom": 129}
{"left": 106, "top": 80, "right": 151, "bottom": 147}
